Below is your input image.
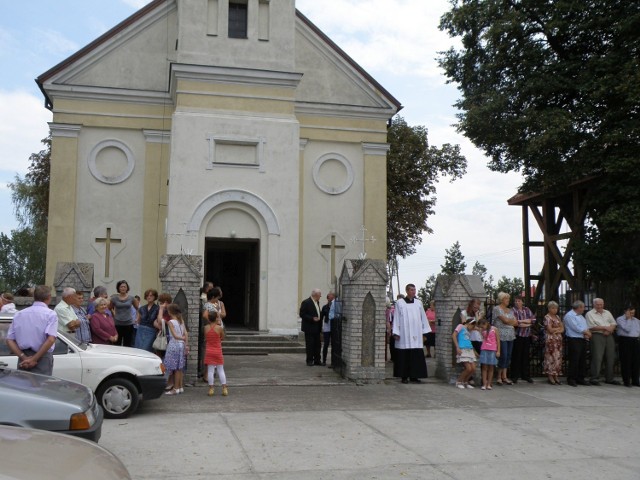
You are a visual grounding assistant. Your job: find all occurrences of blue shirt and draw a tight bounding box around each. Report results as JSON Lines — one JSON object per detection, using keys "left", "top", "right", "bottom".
{"left": 564, "top": 309, "right": 588, "bottom": 338}
{"left": 455, "top": 324, "right": 473, "bottom": 349}
{"left": 616, "top": 315, "right": 640, "bottom": 338}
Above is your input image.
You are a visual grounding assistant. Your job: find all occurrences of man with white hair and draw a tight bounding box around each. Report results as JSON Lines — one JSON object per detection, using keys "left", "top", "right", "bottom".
{"left": 585, "top": 298, "right": 620, "bottom": 385}
{"left": 564, "top": 300, "right": 592, "bottom": 387}
{"left": 299, "top": 288, "right": 323, "bottom": 366}
{"left": 54, "top": 287, "right": 81, "bottom": 334}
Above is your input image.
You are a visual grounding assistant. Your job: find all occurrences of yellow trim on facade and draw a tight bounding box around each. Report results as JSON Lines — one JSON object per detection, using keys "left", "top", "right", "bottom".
{"left": 363, "top": 153, "right": 387, "bottom": 261}
{"left": 45, "top": 135, "right": 79, "bottom": 286}
{"left": 140, "top": 141, "right": 170, "bottom": 292}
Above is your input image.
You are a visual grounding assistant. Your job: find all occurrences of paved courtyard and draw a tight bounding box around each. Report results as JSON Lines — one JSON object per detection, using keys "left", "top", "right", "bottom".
{"left": 101, "top": 355, "right": 640, "bottom": 479}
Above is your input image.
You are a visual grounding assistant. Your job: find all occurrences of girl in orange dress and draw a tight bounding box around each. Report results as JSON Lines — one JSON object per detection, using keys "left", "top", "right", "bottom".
{"left": 204, "top": 310, "right": 227, "bottom": 396}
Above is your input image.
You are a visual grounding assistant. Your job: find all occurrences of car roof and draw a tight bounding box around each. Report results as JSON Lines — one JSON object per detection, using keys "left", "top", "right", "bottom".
{"left": 0, "top": 425, "right": 131, "bottom": 480}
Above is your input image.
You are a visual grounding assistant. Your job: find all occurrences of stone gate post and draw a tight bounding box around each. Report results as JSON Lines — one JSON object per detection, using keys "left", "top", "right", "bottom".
{"left": 434, "top": 274, "right": 485, "bottom": 383}
{"left": 159, "top": 254, "right": 203, "bottom": 383}
{"left": 338, "top": 259, "right": 387, "bottom": 383}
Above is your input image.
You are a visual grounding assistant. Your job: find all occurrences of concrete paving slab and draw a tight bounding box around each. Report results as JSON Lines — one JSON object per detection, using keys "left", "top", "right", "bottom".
{"left": 98, "top": 354, "right": 640, "bottom": 480}
{"left": 225, "top": 411, "right": 423, "bottom": 472}
{"left": 438, "top": 458, "right": 638, "bottom": 480}
{"left": 104, "top": 413, "right": 252, "bottom": 479}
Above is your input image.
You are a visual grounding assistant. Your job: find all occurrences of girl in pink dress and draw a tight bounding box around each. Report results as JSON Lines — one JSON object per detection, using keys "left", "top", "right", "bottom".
{"left": 204, "top": 310, "right": 227, "bottom": 396}
{"left": 478, "top": 318, "right": 500, "bottom": 390}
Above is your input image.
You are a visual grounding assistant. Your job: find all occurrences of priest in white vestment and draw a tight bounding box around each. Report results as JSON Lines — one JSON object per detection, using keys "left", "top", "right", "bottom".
{"left": 392, "top": 284, "right": 431, "bottom": 383}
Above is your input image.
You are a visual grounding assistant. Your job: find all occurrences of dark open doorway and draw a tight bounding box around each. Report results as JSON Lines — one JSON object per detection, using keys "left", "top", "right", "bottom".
{"left": 204, "top": 238, "right": 260, "bottom": 330}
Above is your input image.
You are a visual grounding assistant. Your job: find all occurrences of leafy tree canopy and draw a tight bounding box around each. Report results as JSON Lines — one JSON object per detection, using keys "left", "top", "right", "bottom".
{"left": 496, "top": 276, "right": 526, "bottom": 303}
{"left": 439, "top": 1, "right": 640, "bottom": 286}
{"left": 0, "top": 136, "right": 50, "bottom": 292}
{"left": 387, "top": 116, "right": 467, "bottom": 261}
{"left": 417, "top": 274, "right": 437, "bottom": 306}
{"left": 441, "top": 241, "right": 467, "bottom": 275}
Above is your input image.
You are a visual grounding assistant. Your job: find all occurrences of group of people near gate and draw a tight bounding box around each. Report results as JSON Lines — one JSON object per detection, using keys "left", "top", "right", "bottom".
{"left": 4, "top": 280, "right": 232, "bottom": 398}
{"left": 384, "top": 284, "right": 640, "bottom": 389}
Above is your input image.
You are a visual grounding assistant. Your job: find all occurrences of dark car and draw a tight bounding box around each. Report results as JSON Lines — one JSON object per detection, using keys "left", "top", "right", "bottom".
{"left": 0, "top": 361, "right": 103, "bottom": 442}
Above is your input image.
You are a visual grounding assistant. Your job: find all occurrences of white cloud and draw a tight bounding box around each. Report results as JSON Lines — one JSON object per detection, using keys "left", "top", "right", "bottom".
{"left": 297, "top": 0, "right": 457, "bottom": 80}
{"left": 32, "top": 28, "right": 79, "bottom": 57}
{"left": 0, "top": 90, "right": 51, "bottom": 175}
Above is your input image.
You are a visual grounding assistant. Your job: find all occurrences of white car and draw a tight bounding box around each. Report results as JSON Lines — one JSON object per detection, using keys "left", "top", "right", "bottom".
{"left": 0, "top": 314, "right": 166, "bottom": 419}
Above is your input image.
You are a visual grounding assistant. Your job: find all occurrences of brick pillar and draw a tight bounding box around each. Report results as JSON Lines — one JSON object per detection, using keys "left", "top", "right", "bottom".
{"left": 159, "top": 254, "right": 203, "bottom": 384}
{"left": 338, "top": 259, "right": 387, "bottom": 384}
{"left": 434, "top": 274, "right": 486, "bottom": 383}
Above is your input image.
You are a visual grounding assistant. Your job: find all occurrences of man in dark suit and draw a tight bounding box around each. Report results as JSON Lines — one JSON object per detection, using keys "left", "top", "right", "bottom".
{"left": 300, "top": 288, "right": 322, "bottom": 366}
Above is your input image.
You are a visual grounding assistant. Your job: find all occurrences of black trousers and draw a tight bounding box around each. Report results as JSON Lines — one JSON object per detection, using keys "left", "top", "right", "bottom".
{"left": 510, "top": 336, "right": 531, "bottom": 380}
{"left": 116, "top": 324, "right": 134, "bottom": 347}
{"left": 567, "top": 337, "right": 587, "bottom": 382}
{"left": 618, "top": 336, "right": 640, "bottom": 386}
{"left": 305, "top": 332, "right": 321, "bottom": 365}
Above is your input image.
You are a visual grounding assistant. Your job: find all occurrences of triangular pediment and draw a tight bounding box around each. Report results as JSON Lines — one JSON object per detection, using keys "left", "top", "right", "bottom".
{"left": 38, "top": 1, "right": 177, "bottom": 105}
{"left": 294, "top": 12, "right": 400, "bottom": 114}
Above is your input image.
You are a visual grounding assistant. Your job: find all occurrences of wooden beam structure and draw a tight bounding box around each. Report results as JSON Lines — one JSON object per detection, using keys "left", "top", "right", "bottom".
{"left": 508, "top": 178, "right": 594, "bottom": 308}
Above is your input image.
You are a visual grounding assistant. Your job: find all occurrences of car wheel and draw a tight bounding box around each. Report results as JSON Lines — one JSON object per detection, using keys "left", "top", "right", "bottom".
{"left": 96, "top": 378, "right": 140, "bottom": 419}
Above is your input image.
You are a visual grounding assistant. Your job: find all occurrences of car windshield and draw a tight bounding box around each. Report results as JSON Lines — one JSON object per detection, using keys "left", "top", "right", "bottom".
{"left": 57, "top": 330, "right": 88, "bottom": 351}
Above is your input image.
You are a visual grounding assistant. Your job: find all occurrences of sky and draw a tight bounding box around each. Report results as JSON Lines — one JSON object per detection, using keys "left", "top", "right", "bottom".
{"left": 0, "top": 0, "right": 543, "bottom": 291}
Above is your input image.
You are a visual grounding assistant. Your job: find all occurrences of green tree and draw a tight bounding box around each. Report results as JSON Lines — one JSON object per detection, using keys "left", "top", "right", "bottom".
{"left": 438, "top": 1, "right": 640, "bottom": 296}
{"left": 417, "top": 274, "right": 437, "bottom": 306}
{"left": 496, "top": 276, "right": 525, "bottom": 303}
{"left": 441, "top": 241, "right": 466, "bottom": 275}
{"left": 472, "top": 261, "right": 495, "bottom": 298}
{"left": 387, "top": 116, "right": 466, "bottom": 261}
{"left": 0, "top": 136, "right": 50, "bottom": 291}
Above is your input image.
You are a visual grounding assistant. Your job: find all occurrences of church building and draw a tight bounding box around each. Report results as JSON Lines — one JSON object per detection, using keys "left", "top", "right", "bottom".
{"left": 37, "top": 0, "right": 400, "bottom": 334}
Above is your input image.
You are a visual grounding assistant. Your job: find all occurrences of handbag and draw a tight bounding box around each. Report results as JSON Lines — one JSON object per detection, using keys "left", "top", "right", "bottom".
{"left": 153, "top": 318, "right": 167, "bottom": 351}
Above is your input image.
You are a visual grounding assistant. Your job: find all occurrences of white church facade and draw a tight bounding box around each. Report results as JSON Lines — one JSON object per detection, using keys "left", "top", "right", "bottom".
{"left": 38, "top": 0, "right": 400, "bottom": 334}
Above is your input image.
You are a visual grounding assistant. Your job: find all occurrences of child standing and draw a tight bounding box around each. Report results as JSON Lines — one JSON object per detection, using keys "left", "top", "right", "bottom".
{"left": 478, "top": 318, "right": 500, "bottom": 390}
{"left": 452, "top": 319, "right": 477, "bottom": 389}
{"left": 164, "top": 304, "right": 188, "bottom": 396}
{"left": 204, "top": 310, "right": 228, "bottom": 396}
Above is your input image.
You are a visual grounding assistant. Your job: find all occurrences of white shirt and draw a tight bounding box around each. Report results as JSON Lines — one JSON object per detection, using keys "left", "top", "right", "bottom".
{"left": 392, "top": 298, "right": 431, "bottom": 349}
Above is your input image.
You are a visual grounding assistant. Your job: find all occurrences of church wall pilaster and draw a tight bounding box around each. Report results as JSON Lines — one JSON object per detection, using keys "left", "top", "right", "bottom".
{"left": 45, "top": 123, "right": 81, "bottom": 286}
{"left": 362, "top": 142, "right": 390, "bottom": 261}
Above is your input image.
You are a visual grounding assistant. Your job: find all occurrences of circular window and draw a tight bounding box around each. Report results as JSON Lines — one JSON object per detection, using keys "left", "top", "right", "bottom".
{"left": 88, "top": 140, "right": 135, "bottom": 184}
{"left": 312, "top": 153, "right": 354, "bottom": 195}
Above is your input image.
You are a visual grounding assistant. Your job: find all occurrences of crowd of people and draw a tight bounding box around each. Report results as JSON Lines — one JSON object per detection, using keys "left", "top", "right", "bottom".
{"left": 4, "top": 280, "right": 231, "bottom": 397}
{"left": 385, "top": 285, "right": 640, "bottom": 389}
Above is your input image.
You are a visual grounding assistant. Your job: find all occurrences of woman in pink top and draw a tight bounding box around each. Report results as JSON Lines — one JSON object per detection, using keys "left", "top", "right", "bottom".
{"left": 478, "top": 318, "right": 500, "bottom": 390}
{"left": 425, "top": 301, "right": 436, "bottom": 358}
{"left": 89, "top": 297, "right": 118, "bottom": 344}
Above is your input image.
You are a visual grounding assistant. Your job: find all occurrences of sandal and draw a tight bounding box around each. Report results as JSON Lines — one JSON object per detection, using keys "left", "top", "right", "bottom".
{"left": 495, "top": 380, "right": 503, "bottom": 386}
{"left": 504, "top": 379, "right": 514, "bottom": 385}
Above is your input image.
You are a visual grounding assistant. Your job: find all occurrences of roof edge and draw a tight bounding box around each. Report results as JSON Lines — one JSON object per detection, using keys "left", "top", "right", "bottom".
{"left": 295, "top": 9, "right": 402, "bottom": 112}
{"left": 35, "top": 0, "right": 169, "bottom": 109}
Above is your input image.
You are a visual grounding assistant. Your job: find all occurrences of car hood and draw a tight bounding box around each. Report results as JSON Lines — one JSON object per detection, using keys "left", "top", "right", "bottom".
{"left": 0, "top": 425, "right": 130, "bottom": 480}
{"left": 0, "top": 368, "right": 93, "bottom": 409}
{"left": 85, "top": 344, "right": 161, "bottom": 360}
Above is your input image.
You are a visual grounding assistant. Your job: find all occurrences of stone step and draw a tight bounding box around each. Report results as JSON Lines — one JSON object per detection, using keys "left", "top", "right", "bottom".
{"left": 222, "top": 332, "right": 305, "bottom": 355}
{"left": 224, "top": 345, "right": 306, "bottom": 355}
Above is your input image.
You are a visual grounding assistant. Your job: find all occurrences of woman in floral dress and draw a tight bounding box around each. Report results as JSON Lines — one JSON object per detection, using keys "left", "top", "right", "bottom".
{"left": 543, "top": 301, "right": 564, "bottom": 385}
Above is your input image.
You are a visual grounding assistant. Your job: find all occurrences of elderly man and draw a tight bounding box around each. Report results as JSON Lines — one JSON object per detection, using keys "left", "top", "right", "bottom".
{"left": 54, "top": 287, "right": 81, "bottom": 334}
{"left": 5, "top": 285, "right": 58, "bottom": 375}
{"left": 393, "top": 284, "right": 431, "bottom": 384}
{"left": 564, "top": 300, "right": 592, "bottom": 387}
{"left": 300, "top": 288, "right": 323, "bottom": 366}
{"left": 585, "top": 298, "right": 620, "bottom": 385}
